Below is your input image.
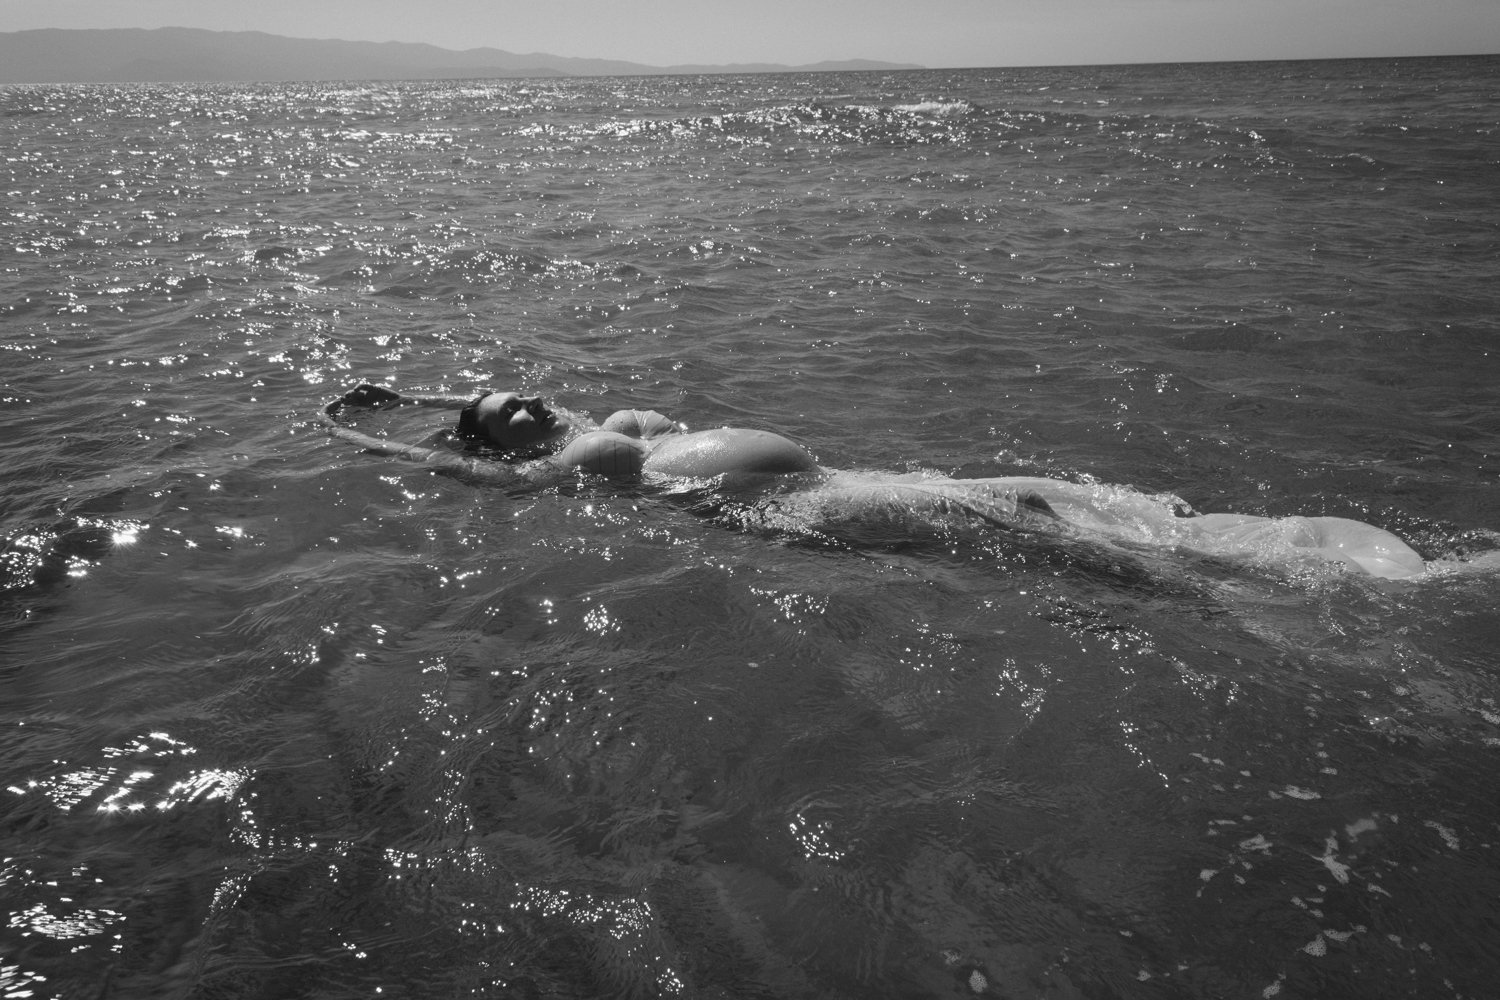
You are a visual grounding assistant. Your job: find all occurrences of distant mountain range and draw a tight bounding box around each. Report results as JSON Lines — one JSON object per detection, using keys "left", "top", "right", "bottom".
{"left": 0, "top": 27, "right": 922, "bottom": 84}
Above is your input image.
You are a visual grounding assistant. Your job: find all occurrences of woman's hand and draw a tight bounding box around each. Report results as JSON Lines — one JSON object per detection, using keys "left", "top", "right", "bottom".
{"left": 326, "top": 384, "right": 404, "bottom": 415}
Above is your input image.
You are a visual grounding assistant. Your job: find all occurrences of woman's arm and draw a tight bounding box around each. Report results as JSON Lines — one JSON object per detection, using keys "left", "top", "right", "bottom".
{"left": 321, "top": 385, "right": 467, "bottom": 468}
{"left": 320, "top": 420, "right": 452, "bottom": 465}
{"left": 321, "top": 420, "right": 538, "bottom": 484}
{"left": 397, "top": 393, "right": 473, "bottom": 408}
{"left": 324, "top": 383, "right": 473, "bottom": 418}
{"left": 319, "top": 384, "right": 537, "bottom": 483}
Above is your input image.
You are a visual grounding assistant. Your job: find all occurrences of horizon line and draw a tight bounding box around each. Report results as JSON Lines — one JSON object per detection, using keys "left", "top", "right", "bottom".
{"left": 2, "top": 24, "right": 1497, "bottom": 77}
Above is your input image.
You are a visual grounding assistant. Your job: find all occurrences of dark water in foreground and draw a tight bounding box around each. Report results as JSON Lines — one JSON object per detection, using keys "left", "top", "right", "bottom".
{"left": 2, "top": 57, "right": 1499, "bottom": 998}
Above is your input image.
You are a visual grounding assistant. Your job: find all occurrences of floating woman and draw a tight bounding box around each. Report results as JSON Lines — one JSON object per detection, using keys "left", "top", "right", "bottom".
{"left": 319, "top": 384, "right": 1428, "bottom": 580}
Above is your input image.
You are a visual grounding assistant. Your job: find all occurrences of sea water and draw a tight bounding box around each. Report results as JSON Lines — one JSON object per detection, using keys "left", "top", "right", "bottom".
{"left": 2, "top": 57, "right": 1499, "bottom": 998}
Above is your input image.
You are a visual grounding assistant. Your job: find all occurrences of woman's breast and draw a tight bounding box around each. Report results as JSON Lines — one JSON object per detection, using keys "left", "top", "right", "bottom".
{"left": 643, "top": 428, "right": 819, "bottom": 479}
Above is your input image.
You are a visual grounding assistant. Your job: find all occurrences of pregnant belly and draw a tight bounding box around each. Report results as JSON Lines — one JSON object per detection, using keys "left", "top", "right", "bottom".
{"left": 643, "top": 428, "right": 819, "bottom": 479}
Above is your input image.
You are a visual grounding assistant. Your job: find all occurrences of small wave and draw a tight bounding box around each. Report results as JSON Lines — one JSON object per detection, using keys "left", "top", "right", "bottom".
{"left": 354, "top": 242, "right": 608, "bottom": 298}
{"left": 438, "top": 245, "right": 601, "bottom": 282}
{"left": 1325, "top": 151, "right": 1390, "bottom": 176}
{"left": 892, "top": 100, "right": 973, "bottom": 117}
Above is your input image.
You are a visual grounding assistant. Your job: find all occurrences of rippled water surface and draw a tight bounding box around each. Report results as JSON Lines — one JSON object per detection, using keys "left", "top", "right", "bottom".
{"left": 3, "top": 58, "right": 1500, "bottom": 999}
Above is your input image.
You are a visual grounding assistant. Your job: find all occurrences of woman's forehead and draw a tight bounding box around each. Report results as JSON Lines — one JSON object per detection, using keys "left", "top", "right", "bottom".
{"left": 479, "top": 391, "right": 521, "bottom": 413}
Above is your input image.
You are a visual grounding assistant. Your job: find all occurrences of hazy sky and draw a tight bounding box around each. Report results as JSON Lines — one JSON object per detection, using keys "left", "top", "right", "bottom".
{"left": 4, "top": 0, "right": 1497, "bottom": 68}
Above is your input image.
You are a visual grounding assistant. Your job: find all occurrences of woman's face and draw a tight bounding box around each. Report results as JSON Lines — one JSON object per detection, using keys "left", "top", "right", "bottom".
{"left": 474, "top": 393, "right": 569, "bottom": 448}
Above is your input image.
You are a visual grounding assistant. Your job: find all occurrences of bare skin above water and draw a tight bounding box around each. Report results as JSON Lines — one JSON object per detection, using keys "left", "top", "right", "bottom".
{"left": 320, "top": 384, "right": 1428, "bottom": 580}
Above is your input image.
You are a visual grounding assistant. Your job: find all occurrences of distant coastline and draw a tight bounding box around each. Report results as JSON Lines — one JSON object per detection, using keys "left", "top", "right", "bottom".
{"left": 0, "top": 27, "right": 924, "bottom": 84}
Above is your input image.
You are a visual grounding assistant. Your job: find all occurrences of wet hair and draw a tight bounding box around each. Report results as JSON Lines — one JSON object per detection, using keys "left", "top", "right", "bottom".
{"left": 455, "top": 391, "right": 493, "bottom": 442}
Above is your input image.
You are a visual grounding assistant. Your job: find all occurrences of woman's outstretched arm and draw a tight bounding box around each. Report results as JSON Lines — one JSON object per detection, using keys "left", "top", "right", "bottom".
{"left": 321, "top": 419, "right": 536, "bottom": 484}
{"left": 319, "top": 420, "right": 444, "bottom": 463}
{"left": 324, "top": 383, "right": 472, "bottom": 417}
{"left": 321, "top": 384, "right": 465, "bottom": 468}
{"left": 320, "top": 387, "right": 537, "bottom": 483}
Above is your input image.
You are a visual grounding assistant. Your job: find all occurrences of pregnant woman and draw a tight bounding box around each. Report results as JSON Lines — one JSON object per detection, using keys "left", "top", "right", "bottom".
{"left": 320, "top": 384, "right": 1428, "bottom": 580}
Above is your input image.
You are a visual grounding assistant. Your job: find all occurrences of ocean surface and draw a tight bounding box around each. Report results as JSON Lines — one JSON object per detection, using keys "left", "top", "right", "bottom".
{"left": 2, "top": 56, "right": 1499, "bottom": 999}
